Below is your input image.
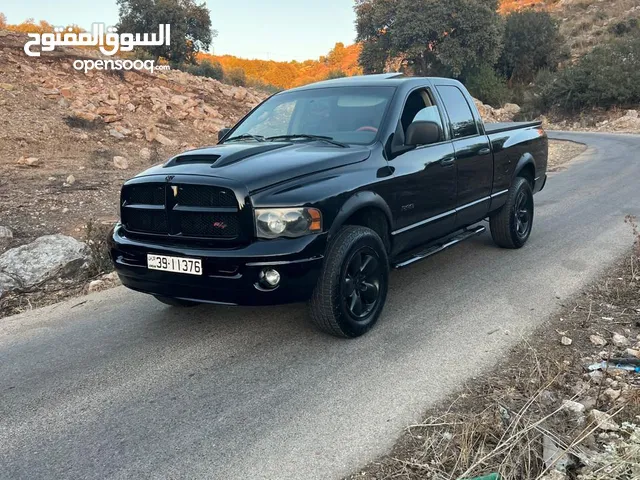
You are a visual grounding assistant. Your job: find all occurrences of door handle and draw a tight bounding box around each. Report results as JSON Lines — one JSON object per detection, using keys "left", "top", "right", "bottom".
{"left": 440, "top": 156, "right": 455, "bottom": 167}
{"left": 478, "top": 147, "right": 491, "bottom": 156}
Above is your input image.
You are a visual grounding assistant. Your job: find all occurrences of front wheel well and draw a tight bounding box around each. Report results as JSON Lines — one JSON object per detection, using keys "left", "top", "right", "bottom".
{"left": 342, "top": 207, "right": 391, "bottom": 253}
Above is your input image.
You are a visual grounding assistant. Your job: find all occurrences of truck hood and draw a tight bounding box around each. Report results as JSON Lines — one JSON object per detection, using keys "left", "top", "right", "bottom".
{"left": 136, "top": 141, "right": 371, "bottom": 193}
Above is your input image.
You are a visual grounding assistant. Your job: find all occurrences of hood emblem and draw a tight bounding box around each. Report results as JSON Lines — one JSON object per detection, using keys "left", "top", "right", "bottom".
{"left": 171, "top": 186, "right": 178, "bottom": 197}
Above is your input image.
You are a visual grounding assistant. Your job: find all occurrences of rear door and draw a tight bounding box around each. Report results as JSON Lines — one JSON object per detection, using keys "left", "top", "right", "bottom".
{"left": 434, "top": 85, "right": 493, "bottom": 228}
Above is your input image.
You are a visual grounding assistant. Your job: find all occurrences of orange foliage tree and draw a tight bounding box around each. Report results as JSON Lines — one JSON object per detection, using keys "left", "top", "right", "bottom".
{"left": 198, "top": 42, "right": 363, "bottom": 89}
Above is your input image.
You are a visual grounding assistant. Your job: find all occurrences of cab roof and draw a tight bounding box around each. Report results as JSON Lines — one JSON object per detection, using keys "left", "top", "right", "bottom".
{"left": 286, "top": 73, "right": 462, "bottom": 92}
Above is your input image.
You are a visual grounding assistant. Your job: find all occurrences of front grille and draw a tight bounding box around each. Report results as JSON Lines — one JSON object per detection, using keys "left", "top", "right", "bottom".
{"left": 179, "top": 212, "right": 239, "bottom": 237}
{"left": 121, "top": 181, "right": 243, "bottom": 241}
{"left": 127, "top": 184, "right": 165, "bottom": 205}
{"left": 176, "top": 185, "right": 236, "bottom": 208}
{"left": 123, "top": 209, "right": 168, "bottom": 234}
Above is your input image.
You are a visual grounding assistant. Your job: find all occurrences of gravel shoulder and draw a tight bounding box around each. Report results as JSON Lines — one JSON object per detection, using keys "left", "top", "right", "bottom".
{"left": 548, "top": 139, "right": 588, "bottom": 172}
{"left": 348, "top": 239, "right": 640, "bottom": 480}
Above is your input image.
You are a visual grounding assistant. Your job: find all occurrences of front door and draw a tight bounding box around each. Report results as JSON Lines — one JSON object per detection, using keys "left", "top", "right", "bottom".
{"left": 385, "top": 88, "right": 457, "bottom": 254}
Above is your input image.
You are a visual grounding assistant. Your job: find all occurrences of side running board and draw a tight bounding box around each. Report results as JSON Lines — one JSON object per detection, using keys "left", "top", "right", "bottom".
{"left": 393, "top": 225, "right": 486, "bottom": 269}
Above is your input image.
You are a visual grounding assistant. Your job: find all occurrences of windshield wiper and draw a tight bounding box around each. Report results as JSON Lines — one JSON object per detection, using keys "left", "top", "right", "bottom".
{"left": 266, "top": 134, "right": 348, "bottom": 148}
{"left": 223, "top": 134, "right": 265, "bottom": 143}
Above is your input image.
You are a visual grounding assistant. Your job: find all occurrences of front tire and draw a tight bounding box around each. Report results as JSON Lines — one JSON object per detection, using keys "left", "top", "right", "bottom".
{"left": 309, "top": 226, "right": 389, "bottom": 338}
{"left": 154, "top": 295, "right": 201, "bottom": 307}
{"left": 490, "top": 176, "right": 534, "bottom": 249}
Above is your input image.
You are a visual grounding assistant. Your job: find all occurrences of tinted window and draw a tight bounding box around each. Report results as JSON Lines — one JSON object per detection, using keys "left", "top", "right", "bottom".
{"left": 436, "top": 86, "right": 478, "bottom": 139}
{"left": 227, "top": 86, "right": 396, "bottom": 145}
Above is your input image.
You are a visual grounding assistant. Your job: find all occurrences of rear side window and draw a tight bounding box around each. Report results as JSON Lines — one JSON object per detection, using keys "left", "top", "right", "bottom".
{"left": 435, "top": 86, "right": 478, "bottom": 139}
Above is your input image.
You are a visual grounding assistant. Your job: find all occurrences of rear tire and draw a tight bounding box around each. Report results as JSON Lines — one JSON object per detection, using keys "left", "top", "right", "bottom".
{"left": 309, "top": 226, "right": 389, "bottom": 338}
{"left": 154, "top": 295, "right": 201, "bottom": 307}
{"left": 490, "top": 176, "right": 534, "bottom": 249}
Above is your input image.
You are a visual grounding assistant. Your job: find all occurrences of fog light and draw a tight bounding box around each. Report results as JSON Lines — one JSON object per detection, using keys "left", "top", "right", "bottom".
{"left": 262, "top": 268, "right": 281, "bottom": 287}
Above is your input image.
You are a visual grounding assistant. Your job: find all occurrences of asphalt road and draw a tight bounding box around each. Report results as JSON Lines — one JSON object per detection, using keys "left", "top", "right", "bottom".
{"left": 2, "top": 132, "right": 640, "bottom": 480}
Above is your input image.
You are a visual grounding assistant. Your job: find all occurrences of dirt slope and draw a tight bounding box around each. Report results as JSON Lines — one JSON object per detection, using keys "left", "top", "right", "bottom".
{"left": 0, "top": 30, "right": 266, "bottom": 250}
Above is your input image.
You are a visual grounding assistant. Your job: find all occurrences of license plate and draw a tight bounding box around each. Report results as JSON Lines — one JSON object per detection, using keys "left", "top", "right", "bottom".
{"left": 147, "top": 254, "right": 202, "bottom": 276}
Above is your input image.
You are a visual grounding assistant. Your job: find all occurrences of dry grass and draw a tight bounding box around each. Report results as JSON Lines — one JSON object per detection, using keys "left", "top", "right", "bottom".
{"left": 348, "top": 220, "right": 640, "bottom": 480}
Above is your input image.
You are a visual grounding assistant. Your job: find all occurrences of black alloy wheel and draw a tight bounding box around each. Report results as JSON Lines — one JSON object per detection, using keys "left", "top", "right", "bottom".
{"left": 342, "top": 247, "right": 383, "bottom": 320}
{"left": 514, "top": 189, "right": 533, "bottom": 239}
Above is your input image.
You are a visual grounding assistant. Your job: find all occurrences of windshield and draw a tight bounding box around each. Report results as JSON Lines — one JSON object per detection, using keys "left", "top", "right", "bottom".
{"left": 225, "top": 86, "right": 396, "bottom": 146}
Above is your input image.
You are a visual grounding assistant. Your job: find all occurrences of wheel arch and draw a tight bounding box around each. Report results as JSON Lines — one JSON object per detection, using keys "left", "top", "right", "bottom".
{"left": 513, "top": 153, "right": 536, "bottom": 188}
{"left": 329, "top": 192, "right": 393, "bottom": 253}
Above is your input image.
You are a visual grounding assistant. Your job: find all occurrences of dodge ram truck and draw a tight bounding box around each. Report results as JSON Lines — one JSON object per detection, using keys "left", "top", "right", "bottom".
{"left": 109, "top": 73, "right": 548, "bottom": 338}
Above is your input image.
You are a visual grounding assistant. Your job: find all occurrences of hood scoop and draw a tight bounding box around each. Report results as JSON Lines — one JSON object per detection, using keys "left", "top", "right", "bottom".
{"left": 165, "top": 143, "right": 288, "bottom": 168}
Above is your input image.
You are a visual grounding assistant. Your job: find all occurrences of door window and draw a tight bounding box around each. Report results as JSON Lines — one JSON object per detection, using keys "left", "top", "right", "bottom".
{"left": 435, "top": 86, "right": 478, "bottom": 139}
{"left": 400, "top": 89, "right": 444, "bottom": 143}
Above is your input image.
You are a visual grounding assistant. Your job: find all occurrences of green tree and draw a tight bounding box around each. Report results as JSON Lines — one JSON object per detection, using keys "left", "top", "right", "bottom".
{"left": 498, "top": 9, "right": 568, "bottom": 84}
{"left": 116, "top": 0, "right": 214, "bottom": 65}
{"left": 355, "top": 0, "right": 504, "bottom": 77}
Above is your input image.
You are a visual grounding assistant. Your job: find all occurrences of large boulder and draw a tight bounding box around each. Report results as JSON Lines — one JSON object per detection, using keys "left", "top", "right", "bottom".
{"left": 0, "top": 234, "right": 91, "bottom": 290}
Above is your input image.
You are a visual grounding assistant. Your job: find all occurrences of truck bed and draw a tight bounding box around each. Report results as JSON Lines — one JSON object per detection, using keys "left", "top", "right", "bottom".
{"left": 484, "top": 121, "right": 542, "bottom": 135}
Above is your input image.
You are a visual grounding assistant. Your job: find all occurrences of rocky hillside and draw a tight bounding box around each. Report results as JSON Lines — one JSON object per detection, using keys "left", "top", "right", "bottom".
{"left": 0, "top": 30, "right": 266, "bottom": 251}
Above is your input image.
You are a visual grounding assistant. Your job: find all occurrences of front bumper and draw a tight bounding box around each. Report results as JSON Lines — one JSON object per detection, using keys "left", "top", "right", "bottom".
{"left": 108, "top": 224, "right": 326, "bottom": 305}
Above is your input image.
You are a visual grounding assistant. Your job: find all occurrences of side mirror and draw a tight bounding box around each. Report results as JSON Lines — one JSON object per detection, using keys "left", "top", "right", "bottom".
{"left": 218, "top": 128, "right": 231, "bottom": 143}
{"left": 405, "top": 121, "right": 441, "bottom": 147}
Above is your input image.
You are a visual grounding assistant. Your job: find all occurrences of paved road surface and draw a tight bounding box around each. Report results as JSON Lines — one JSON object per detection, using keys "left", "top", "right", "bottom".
{"left": 1, "top": 132, "right": 639, "bottom": 479}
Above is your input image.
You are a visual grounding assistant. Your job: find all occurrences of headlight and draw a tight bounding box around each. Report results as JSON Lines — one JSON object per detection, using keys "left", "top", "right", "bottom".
{"left": 255, "top": 208, "right": 322, "bottom": 239}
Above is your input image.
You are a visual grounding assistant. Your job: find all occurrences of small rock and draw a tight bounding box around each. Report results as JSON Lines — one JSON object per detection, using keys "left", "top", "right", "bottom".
{"left": 562, "top": 400, "right": 586, "bottom": 414}
{"left": 103, "top": 271, "right": 119, "bottom": 282}
{"left": 0, "top": 83, "right": 14, "bottom": 91}
{"left": 113, "top": 156, "right": 129, "bottom": 170}
{"left": 144, "top": 125, "right": 158, "bottom": 142}
{"left": 96, "top": 106, "right": 118, "bottom": 116}
{"left": 561, "top": 336, "right": 573, "bottom": 346}
{"left": 62, "top": 208, "right": 69, "bottom": 214}
{"left": 87, "top": 279, "right": 104, "bottom": 293}
{"left": 590, "top": 335, "right": 607, "bottom": 347}
{"left": 47, "top": 177, "right": 57, "bottom": 181}
{"left": 612, "top": 333, "right": 629, "bottom": 347}
{"left": 71, "top": 110, "right": 99, "bottom": 123}
{"left": 155, "top": 133, "right": 176, "bottom": 146}
{"left": 38, "top": 87, "right": 60, "bottom": 96}
{"left": 25, "top": 157, "right": 40, "bottom": 166}
{"left": 139, "top": 148, "right": 151, "bottom": 161}
{"left": 604, "top": 388, "right": 621, "bottom": 402}
{"left": 625, "top": 348, "right": 640, "bottom": 359}
{"left": 66, "top": 175, "right": 76, "bottom": 185}
{"left": 589, "top": 410, "right": 620, "bottom": 431}
{"left": 0, "top": 226, "right": 13, "bottom": 239}
{"left": 109, "top": 129, "right": 125, "bottom": 140}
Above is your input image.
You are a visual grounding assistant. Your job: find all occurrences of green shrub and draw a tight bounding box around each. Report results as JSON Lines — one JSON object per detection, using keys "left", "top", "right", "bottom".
{"left": 326, "top": 70, "right": 347, "bottom": 80}
{"left": 499, "top": 9, "right": 568, "bottom": 84}
{"left": 187, "top": 59, "right": 224, "bottom": 80}
{"left": 464, "top": 65, "right": 510, "bottom": 108}
{"left": 608, "top": 18, "right": 639, "bottom": 37}
{"left": 532, "top": 33, "right": 640, "bottom": 112}
{"left": 226, "top": 67, "right": 247, "bottom": 87}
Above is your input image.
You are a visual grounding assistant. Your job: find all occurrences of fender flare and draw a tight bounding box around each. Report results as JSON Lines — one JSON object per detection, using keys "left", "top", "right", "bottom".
{"left": 328, "top": 191, "right": 394, "bottom": 239}
{"left": 513, "top": 153, "right": 536, "bottom": 182}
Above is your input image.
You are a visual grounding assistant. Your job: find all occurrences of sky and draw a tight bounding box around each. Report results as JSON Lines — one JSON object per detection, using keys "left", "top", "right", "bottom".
{"left": 1, "top": 0, "right": 358, "bottom": 61}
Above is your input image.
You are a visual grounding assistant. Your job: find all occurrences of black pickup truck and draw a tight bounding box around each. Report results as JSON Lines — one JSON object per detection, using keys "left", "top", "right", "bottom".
{"left": 109, "top": 74, "right": 547, "bottom": 338}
